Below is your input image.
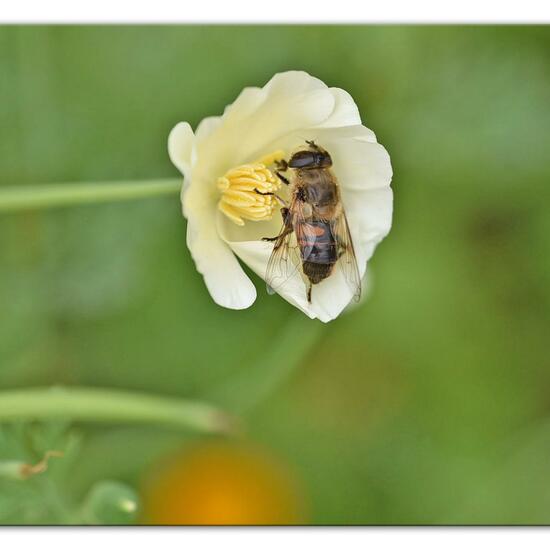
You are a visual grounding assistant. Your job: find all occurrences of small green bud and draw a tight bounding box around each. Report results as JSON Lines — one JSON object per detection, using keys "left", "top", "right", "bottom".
{"left": 82, "top": 480, "right": 140, "bottom": 525}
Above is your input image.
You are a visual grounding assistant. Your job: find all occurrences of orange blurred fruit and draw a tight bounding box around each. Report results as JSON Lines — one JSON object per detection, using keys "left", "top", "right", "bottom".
{"left": 141, "top": 440, "right": 307, "bottom": 525}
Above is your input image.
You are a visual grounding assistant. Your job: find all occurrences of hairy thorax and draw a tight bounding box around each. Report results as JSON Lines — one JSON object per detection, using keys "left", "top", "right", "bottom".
{"left": 294, "top": 168, "right": 342, "bottom": 220}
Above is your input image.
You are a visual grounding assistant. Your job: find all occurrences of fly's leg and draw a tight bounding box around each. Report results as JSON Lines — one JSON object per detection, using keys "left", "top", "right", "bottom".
{"left": 307, "top": 281, "right": 313, "bottom": 303}
{"left": 261, "top": 225, "right": 292, "bottom": 243}
{"left": 254, "top": 189, "right": 288, "bottom": 207}
{"left": 276, "top": 171, "right": 290, "bottom": 185}
{"left": 256, "top": 190, "right": 290, "bottom": 241}
{"left": 274, "top": 159, "right": 290, "bottom": 185}
{"left": 261, "top": 207, "right": 291, "bottom": 242}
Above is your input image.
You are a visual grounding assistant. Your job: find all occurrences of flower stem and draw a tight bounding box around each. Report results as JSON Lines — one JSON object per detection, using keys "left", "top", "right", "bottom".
{"left": 0, "top": 179, "right": 181, "bottom": 212}
{"left": 0, "top": 387, "right": 236, "bottom": 434}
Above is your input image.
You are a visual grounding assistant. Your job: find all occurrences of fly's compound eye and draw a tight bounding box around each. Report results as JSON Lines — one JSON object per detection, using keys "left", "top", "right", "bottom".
{"left": 289, "top": 147, "right": 333, "bottom": 169}
{"left": 315, "top": 151, "right": 332, "bottom": 168}
{"left": 288, "top": 151, "right": 317, "bottom": 169}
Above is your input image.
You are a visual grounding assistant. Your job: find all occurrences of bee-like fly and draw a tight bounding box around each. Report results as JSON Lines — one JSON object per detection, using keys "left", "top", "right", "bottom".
{"left": 260, "top": 140, "right": 361, "bottom": 304}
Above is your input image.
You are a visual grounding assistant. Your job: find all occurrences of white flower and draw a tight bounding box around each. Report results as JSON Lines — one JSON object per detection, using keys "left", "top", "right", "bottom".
{"left": 168, "top": 71, "right": 393, "bottom": 322}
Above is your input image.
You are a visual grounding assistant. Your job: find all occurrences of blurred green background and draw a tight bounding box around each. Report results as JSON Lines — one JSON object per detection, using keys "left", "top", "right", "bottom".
{"left": 1, "top": 25, "right": 550, "bottom": 525}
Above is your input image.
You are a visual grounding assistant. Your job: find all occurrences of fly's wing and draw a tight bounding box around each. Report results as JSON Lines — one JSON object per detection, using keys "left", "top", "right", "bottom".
{"left": 332, "top": 210, "right": 362, "bottom": 303}
{"left": 265, "top": 198, "right": 308, "bottom": 296}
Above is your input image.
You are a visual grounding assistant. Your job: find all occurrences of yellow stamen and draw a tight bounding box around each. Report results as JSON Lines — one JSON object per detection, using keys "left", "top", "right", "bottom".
{"left": 217, "top": 151, "right": 286, "bottom": 226}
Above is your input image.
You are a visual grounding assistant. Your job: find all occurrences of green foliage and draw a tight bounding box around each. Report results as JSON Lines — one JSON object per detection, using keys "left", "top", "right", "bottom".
{"left": 0, "top": 423, "right": 141, "bottom": 524}
{"left": 0, "top": 423, "right": 77, "bottom": 523}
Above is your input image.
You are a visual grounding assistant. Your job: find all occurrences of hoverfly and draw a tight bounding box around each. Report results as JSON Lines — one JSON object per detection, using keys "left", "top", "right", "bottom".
{"left": 258, "top": 140, "right": 361, "bottom": 304}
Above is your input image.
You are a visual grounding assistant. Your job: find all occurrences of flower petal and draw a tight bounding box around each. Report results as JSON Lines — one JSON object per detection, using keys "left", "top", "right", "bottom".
{"left": 342, "top": 186, "right": 394, "bottom": 267}
{"left": 185, "top": 200, "right": 257, "bottom": 310}
{"left": 195, "top": 116, "right": 223, "bottom": 143}
{"left": 263, "top": 70, "right": 328, "bottom": 97}
{"left": 225, "top": 240, "right": 316, "bottom": 318}
{"left": 168, "top": 122, "right": 195, "bottom": 179}
{"left": 314, "top": 88, "right": 362, "bottom": 129}
{"left": 193, "top": 72, "right": 336, "bottom": 182}
{"left": 236, "top": 72, "right": 335, "bottom": 162}
{"left": 222, "top": 86, "right": 268, "bottom": 125}
{"left": 328, "top": 139, "right": 392, "bottom": 192}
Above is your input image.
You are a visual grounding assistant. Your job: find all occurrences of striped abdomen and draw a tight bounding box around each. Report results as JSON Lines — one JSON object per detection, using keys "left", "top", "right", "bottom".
{"left": 296, "top": 220, "right": 338, "bottom": 284}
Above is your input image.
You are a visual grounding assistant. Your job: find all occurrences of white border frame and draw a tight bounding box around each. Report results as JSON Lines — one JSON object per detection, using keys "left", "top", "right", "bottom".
{"left": 1, "top": 0, "right": 550, "bottom": 23}
{"left": 2, "top": 527, "right": 550, "bottom": 549}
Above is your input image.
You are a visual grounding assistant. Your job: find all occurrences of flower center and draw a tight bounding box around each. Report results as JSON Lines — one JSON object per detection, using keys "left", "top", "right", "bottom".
{"left": 217, "top": 151, "right": 286, "bottom": 226}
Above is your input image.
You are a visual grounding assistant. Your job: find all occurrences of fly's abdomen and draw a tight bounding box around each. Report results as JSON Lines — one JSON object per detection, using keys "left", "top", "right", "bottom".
{"left": 297, "top": 221, "right": 338, "bottom": 286}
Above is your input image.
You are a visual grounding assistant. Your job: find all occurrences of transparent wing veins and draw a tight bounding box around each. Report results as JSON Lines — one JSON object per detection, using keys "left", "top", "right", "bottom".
{"left": 265, "top": 199, "right": 305, "bottom": 295}
{"left": 333, "top": 210, "right": 362, "bottom": 303}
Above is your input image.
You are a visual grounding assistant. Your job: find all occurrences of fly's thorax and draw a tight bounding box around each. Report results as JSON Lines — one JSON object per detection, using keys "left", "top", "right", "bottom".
{"left": 292, "top": 167, "right": 341, "bottom": 220}
{"left": 314, "top": 201, "right": 342, "bottom": 220}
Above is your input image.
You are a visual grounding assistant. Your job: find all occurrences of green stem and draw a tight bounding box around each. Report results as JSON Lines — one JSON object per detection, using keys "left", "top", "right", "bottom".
{"left": 0, "top": 179, "right": 181, "bottom": 212}
{"left": 0, "top": 387, "right": 236, "bottom": 434}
